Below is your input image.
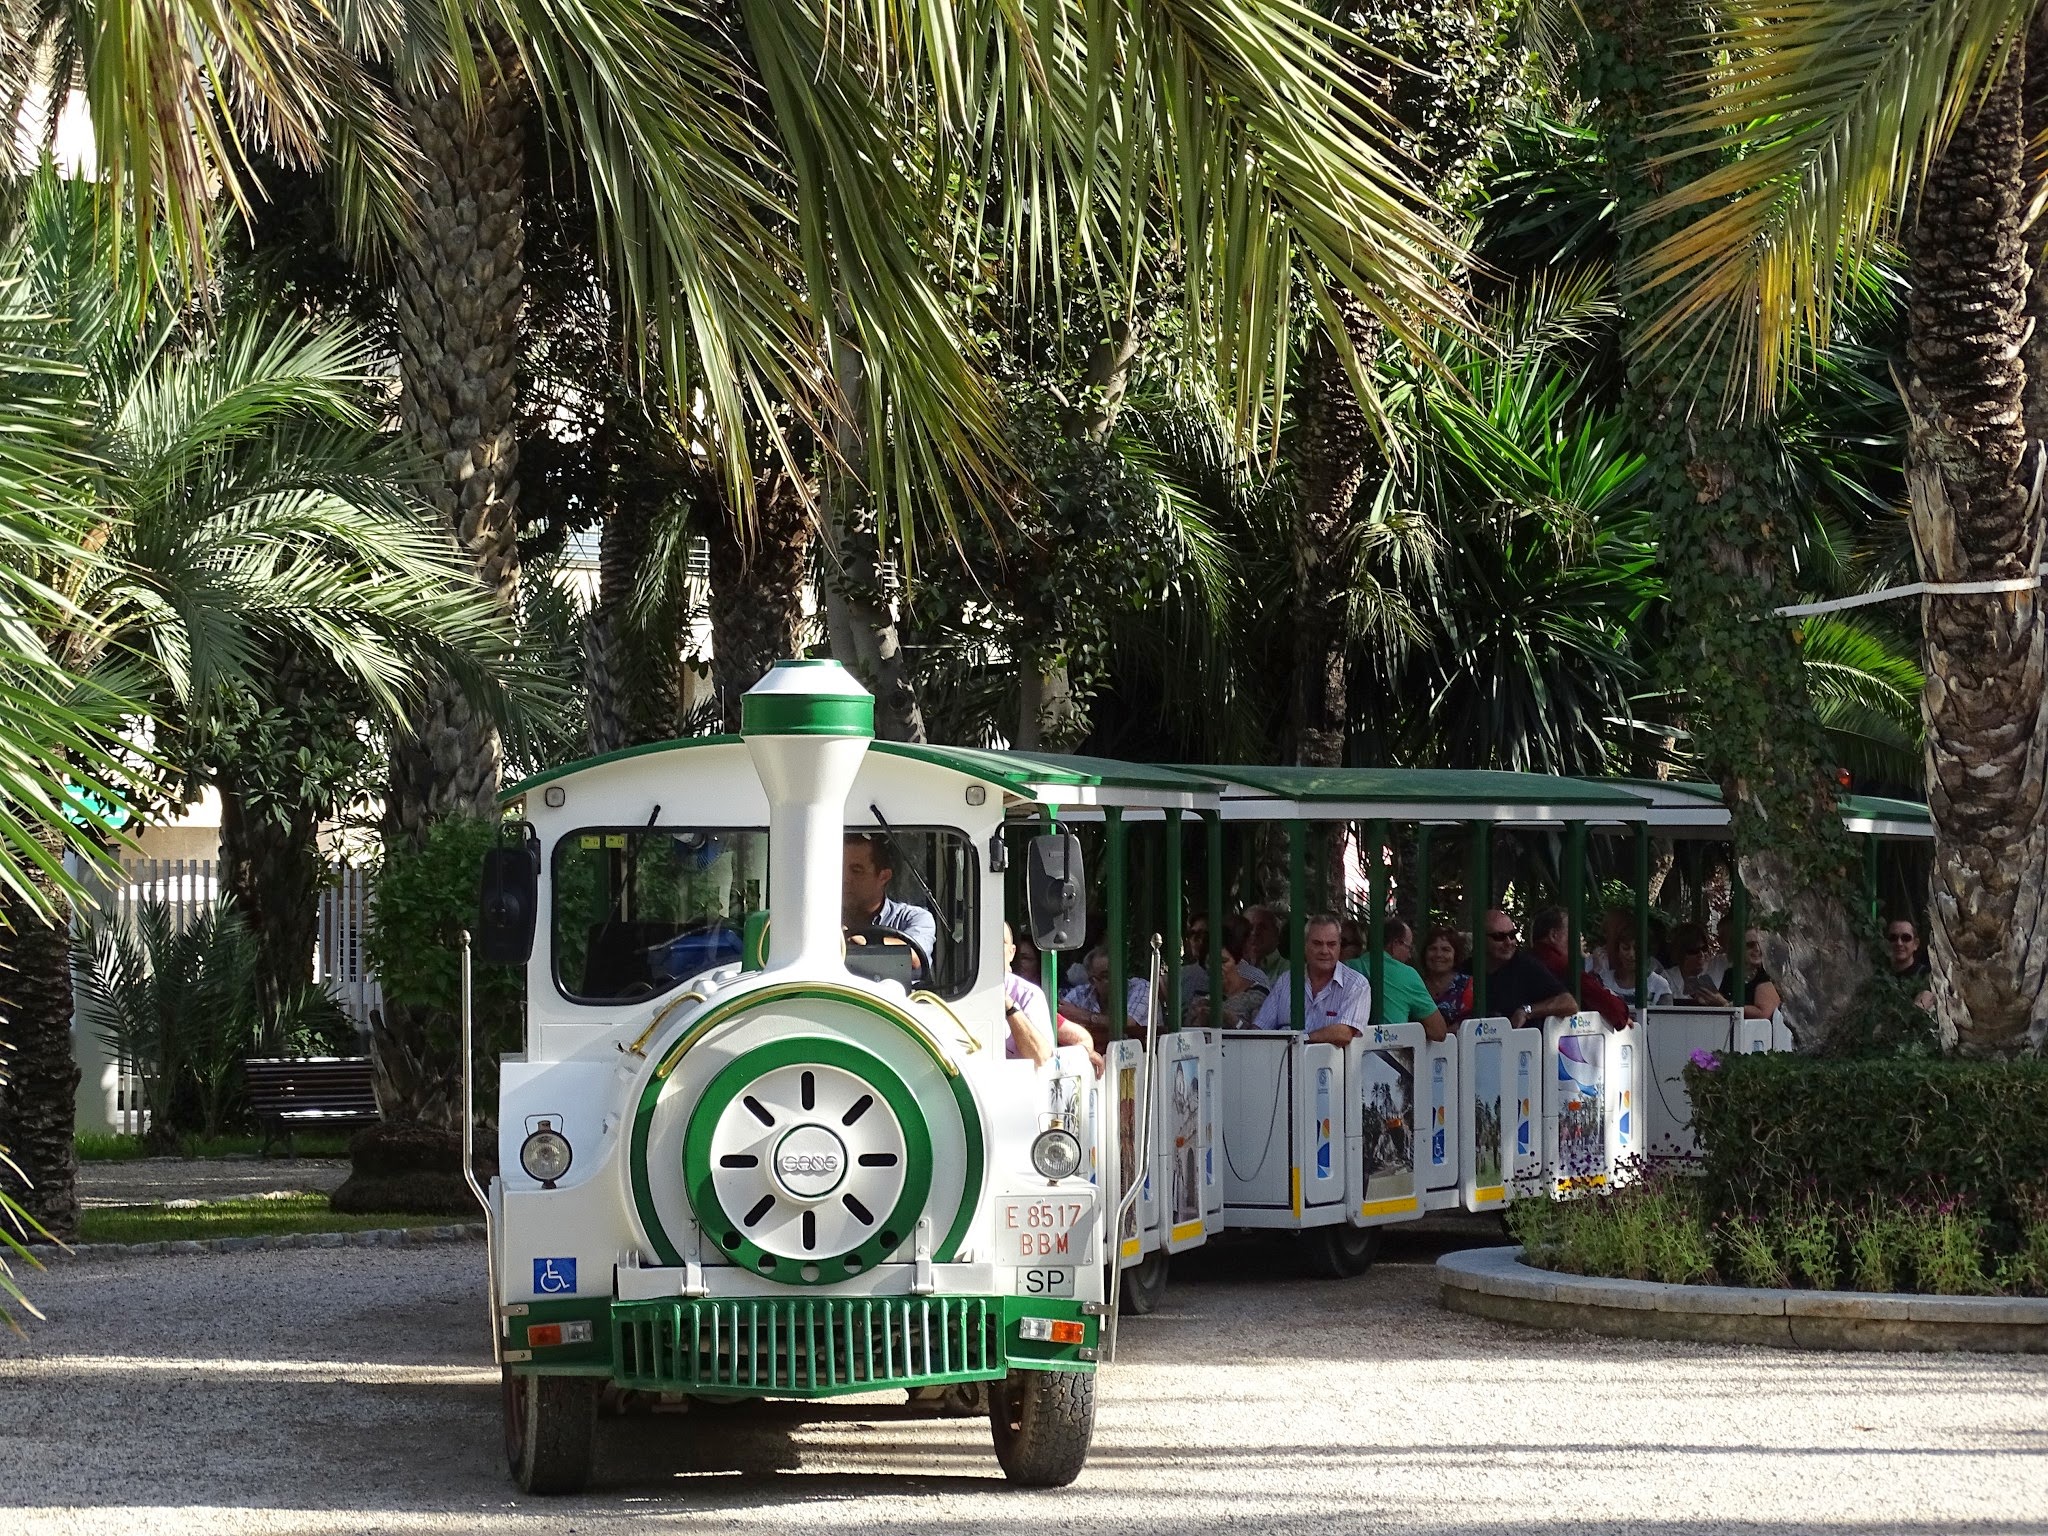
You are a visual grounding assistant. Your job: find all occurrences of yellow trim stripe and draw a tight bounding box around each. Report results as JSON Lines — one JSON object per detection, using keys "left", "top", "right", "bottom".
{"left": 1120, "top": 1237, "right": 1141, "bottom": 1259}
{"left": 1170, "top": 1219, "right": 1203, "bottom": 1243}
{"left": 1290, "top": 1168, "right": 1302, "bottom": 1219}
{"left": 1358, "top": 1195, "right": 1419, "bottom": 1218}
{"left": 1472, "top": 1185, "right": 1506, "bottom": 1206}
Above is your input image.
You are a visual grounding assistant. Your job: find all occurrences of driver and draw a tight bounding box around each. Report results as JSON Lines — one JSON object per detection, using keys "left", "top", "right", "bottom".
{"left": 842, "top": 833, "right": 937, "bottom": 968}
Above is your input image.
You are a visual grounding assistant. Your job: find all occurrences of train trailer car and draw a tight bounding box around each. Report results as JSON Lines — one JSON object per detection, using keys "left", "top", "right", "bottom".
{"left": 477, "top": 661, "right": 1108, "bottom": 1493}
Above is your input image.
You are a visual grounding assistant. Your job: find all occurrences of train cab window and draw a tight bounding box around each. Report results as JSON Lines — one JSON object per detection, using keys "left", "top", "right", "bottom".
{"left": 551, "top": 825, "right": 980, "bottom": 1004}
{"left": 553, "top": 828, "right": 768, "bottom": 1003}
{"left": 841, "top": 828, "right": 979, "bottom": 1000}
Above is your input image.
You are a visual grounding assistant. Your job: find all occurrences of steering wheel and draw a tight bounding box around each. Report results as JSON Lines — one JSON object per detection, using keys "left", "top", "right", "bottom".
{"left": 843, "top": 925, "right": 932, "bottom": 984}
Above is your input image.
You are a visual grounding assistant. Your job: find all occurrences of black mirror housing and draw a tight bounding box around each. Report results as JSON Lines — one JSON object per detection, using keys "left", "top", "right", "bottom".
{"left": 1025, "top": 831, "right": 1087, "bottom": 952}
{"left": 477, "top": 824, "right": 541, "bottom": 966}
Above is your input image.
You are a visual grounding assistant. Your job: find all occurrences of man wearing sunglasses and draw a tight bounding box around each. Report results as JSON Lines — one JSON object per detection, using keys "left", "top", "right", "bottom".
{"left": 1886, "top": 917, "right": 1935, "bottom": 1012}
{"left": 1482, "top": 908, "right": 1580, "bottom": 1029}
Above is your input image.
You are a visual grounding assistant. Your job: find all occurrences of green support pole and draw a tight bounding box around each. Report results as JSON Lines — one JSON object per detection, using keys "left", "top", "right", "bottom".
{"left": 1367, "top": 817, "right": 1388, "bottom": 1025}
{"left": 1864, "top": 835, "right": 1880, "bottom": 926}
{"left": 1040, "top": 809, "right": 1059, "bottom": 1008}
{"left": 1564, "top": 820, "right": 1587, "bottom": 997}
{"left": 1633, "top": 821, "right": 1652, "bottom": 1018}
{"left": 1414, "top": 824, "right": 1433, "bottom": 934}
{"left": 1106, "top": 807, "right": 1128, "bottom": 1042}
{"left": 1468, "top": 821, "right": 1490, "bottom": 1018}
{"left": 1205, "top": 812, "right": 1225, "bottom": 1009}
{"left": 1165, "top": 809, "right": 1184, "bottom": 1032}
{"left": 1288, "top": 819, "right": 1307, "bottom": 1031}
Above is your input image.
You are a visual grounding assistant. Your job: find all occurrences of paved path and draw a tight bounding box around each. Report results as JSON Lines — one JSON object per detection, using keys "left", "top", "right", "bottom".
{"left": 76, "top": 1158, "right": 349, "bottom": 1208}
{"left": 2, "top": 1230, "right": 2042, "bottom": 1535}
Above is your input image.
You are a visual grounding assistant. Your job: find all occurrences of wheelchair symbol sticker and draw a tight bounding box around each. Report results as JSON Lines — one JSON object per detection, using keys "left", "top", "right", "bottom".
{"left": 533, "top": 1257, "right": 577, "bottom": 1295}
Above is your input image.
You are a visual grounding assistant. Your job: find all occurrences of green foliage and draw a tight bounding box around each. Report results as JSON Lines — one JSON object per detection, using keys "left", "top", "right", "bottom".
{"left": 74, "top": 1131, "right": 352, "bottom": 1161}
{"left": 1844, "top": 1201, "right": 1910, "bottom": 1292}
{"left": 365, "top": 815, "right": 523, "bottom": 1049}
{"left": 75, "top": 1193, "right": 444, "bottom": 1246}
{"left": 1506, "top": 1169, "right": 1717, "bottom": 1284}
{"left": 1686, "top": 1053, "right": 2048, "bottom": 1228}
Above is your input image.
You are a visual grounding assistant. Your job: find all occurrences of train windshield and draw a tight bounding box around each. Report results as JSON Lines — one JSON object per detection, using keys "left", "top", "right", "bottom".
{"left": 551, "top": 825, "right": 978, "bottom": 1003}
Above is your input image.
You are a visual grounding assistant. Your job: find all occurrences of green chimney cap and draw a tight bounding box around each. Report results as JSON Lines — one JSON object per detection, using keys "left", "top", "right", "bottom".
{"left": 740, "top": 659, "right": 875, "bottom": 738}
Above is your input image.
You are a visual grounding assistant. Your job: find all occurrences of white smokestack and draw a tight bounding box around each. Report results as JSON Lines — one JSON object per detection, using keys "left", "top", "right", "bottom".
{"left": 740, "top": 660, "right": 874, "bottom": 973}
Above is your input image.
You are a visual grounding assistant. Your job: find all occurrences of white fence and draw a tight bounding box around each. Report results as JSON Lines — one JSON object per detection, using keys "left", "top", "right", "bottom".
{"left": 72, "top": 858, "right": 383, "bottom": 1136}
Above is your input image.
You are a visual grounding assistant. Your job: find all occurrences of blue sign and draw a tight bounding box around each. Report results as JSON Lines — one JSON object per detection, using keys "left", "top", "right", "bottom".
{"left": 533, "top": 1257, "right": 577, "bottom": 1295}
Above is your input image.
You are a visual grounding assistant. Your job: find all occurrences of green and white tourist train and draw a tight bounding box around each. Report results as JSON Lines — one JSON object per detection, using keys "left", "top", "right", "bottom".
{"left": 470, "top": 658, "right": 1932, "bottom": 1493}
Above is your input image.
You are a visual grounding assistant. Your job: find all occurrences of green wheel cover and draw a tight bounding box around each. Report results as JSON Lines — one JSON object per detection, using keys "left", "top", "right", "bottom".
{"left": 682, "top": 1036, "right": 932, "bottom": 1285}
{"left": 627, "top": 982, "right": 987, "bottom": 1273}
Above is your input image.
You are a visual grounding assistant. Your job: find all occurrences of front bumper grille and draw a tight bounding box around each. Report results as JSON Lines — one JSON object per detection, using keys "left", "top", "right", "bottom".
{"left": 613, "top": 1295, "right": 1001, "bottom": 1396}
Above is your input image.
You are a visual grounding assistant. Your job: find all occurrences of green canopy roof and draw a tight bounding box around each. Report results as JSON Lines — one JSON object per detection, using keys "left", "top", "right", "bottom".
{"left": 1186, "top": 764, "right": 1651, "bottom": 822}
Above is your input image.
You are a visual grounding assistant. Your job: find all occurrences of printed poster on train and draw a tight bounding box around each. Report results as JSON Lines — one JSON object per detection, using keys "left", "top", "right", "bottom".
{"left": 1555, "top": 1032, "right": 1607, "bottom": 1186}
{"left": 1470, "top": 1037, "right": 1504, "bottom": 1194}
{"left": 1170, "top": 1053, "right": 1200, "bottom": 1231}
{"left": 1358, "top": 1045, "right": 1416, "bottom": 1213}
{"left": 1117, "top": 1062, "right": 1140, "bottom": 1245}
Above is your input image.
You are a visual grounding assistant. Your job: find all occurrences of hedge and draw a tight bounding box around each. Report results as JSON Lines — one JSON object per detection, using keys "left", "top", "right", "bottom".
{"left": 1685, "top": 1054, "right": 2048, "bottom": 1227}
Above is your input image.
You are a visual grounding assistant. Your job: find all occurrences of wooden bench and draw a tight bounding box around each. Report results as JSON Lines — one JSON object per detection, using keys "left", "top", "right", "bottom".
{"left": 245, "top": 1057, "right": 381, "bottom": 1155}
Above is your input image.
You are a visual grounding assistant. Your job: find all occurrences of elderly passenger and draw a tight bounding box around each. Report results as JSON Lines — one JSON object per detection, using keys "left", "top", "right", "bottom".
{"left": 1059, "top": 946, "right": 1154, "bottom": 1047}
{"left": 1250, "top": 913, "right": 1370, "bottom": 1044}
{"left": 1186, "top": 914, "right": 1271, "bottom": 1028}
{"left": 1482, "top": 908, "right": 1579, "bottom": 1029}
{"left": 1345, "top": 917, "right": 1450, "bottom": 1042}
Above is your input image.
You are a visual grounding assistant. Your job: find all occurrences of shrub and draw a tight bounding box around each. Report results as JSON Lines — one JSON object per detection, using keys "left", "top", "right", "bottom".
{"left": 1685, "top": 1053, "right": 2048, "bottom": 1233}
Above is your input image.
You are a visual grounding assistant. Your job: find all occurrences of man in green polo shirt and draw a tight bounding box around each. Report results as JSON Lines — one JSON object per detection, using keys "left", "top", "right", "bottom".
{"left": 1346, "top": 918, "right": 1449, "bottom": 1042}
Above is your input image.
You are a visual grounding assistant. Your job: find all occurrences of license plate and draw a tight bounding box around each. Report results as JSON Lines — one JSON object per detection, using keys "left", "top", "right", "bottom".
{"left": 1017, "top": 1266, "right": 1075, "bottom": 1297}
{"left": 997, "top": 1196, "right": 1090, "bottom": 1265}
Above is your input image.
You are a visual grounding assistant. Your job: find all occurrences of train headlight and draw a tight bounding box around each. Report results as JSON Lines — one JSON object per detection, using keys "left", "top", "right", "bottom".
{"left": 520, "top": 1125, "right": 573, "bottom": 1186}
{"left": 1030, "top": 1127, "right": 1083, "bottom": 1181}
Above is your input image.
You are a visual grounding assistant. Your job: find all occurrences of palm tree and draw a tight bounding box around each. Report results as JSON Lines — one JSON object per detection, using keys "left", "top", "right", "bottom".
{"left": 1623, "top": 2, "right": 2048, "bottom": 1057}
{"left": 0, "top": 167, "right": 513, "bottom": 1238}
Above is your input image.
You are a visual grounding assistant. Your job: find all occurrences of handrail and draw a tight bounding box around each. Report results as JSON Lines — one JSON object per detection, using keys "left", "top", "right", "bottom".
{"left": 459, "top": 930, "right": 499, "bottom": 1367}
{"left": 908, "top": 989, "right": 982, "bottom": 1054}
{"left": 622, "top": 990, "right": 707, "bottom": 1059}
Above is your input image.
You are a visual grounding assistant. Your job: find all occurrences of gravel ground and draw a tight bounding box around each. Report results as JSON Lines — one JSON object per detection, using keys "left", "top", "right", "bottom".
{"left": 76, "top": 1159, "right": 350, "bottom": 1208}
{"left": 2, "top": 1230, "right": 2043, "bottom": 1536}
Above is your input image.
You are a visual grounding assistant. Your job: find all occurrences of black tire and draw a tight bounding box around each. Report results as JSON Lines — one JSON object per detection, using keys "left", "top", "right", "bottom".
{"left": 1117, "top": 1248, "right": 1170, "bottom": 1314}
{"left": 1302, "top": 1223, "right": 1380, "bottom": 1279}
{"left": 502, "top": 1367, "right": 600, "bottom": 1495}
{"left": 990, "top": 1369, "right": 1096, "bottom": 1486}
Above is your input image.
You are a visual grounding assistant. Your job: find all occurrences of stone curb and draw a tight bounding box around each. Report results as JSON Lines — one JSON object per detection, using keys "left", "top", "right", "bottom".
{"left": 25, "top": 1223, "right": 486, "bottom": 1264}
{"left": 1438, "top": 1246, "right": 2048, "bottom": 1354}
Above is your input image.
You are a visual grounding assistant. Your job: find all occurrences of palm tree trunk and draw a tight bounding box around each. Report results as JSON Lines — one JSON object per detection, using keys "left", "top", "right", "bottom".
{"left": 821, "top": 334, "right": 926, "bottom": 742}
{"left": 1905, "top": 44, "right": 2046, "bottom": 1058}
{"left": 706, "top": 465, "right": 813, "bottom": 732}
{"left": 0, "top": 834, "right": 80, "bottom": 1241}
{"left": 217, "top": 780, "right": 322, "bottom": 1032}
{"left": 583, "top": 485, "right": 686, "bottom": 754}
{"left": 1290, "top": 307, "right": 1379, "bottom": 908}
{"left": 385, "top": 60, "right": 526, "bottom": 848}
{"left": 1581, "top": 0, "right": 1868, "bottom": 1047}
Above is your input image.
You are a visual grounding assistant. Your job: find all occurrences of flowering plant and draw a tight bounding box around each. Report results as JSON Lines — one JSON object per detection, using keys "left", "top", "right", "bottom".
{"left": 1688, "top": 1049, "right": 1720, "bottom": 1072}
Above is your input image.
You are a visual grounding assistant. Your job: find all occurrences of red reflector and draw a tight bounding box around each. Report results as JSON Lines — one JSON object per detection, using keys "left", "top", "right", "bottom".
{"left": 527, "top": 1324, "right": 563, "bottom": 1348}
{"left": 1048, "top": 1320, "right": 1086, "bottom": 1345}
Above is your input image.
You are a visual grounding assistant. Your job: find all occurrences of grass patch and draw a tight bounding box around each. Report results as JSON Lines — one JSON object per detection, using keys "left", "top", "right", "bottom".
{"left": 77, "top": 1194, "right": 442, "bottom": 1246}
{"left": 75, "top": 1132, "right": 352, "bottom": 1162}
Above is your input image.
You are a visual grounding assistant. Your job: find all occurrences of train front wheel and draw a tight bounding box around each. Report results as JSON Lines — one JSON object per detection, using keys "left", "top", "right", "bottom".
{"left": 1117, "top": 1248, "right": 1170, "bottom": 1314}
{"left": 502, "top": 1366, "right": 600, "bottom": 1495}
{"left": 990, "top": 1368, "right": 1096, "bottom": 1486}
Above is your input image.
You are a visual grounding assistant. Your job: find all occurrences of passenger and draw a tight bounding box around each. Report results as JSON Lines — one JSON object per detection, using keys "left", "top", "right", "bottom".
{"left": 1185, "top": 914, "right": 1271, "bottom": 1028}
{"left": 1011, "top": 929, "right": 1041, "bottom": 983}
{"left": 1339, "top": 917, "right": 1365, "bottom": 963}
{"left": 1739, "top": 928, "right": 1783, "bottom": 1021}
{"left": 1592, "top": 910, "right": 1672, "bottom": 1012}
{"left": 1528, "top": 906, "right": 1628, "bottom": 1028}
{"left": 841, "top": 833, "right": 937, "bottom": 967}
{"left": 1249, "top": 913, "right": 1370, "bottom": 1044}
{"left": 1058, "top": 946, "right": 1154, "bottom": 1048}
{"left": 1344, "top": 917, "right": 1450, "bottom": 1042}
{"left": 1703, "top": 914, "right": 1736, "bottom": 993}
{"left": 1885, "top": 916, "right": 1936, "bottom": 1011}
{"left": 1660, "top": 922, "right": 1733, "bottom": 1006}
{"left": 1417, "top": 925, "right": 1474, "bottom": 1028}
{"left": 1482, "top": 907, "right": 1579, "bottom": 1029}
{"left": 1002, "top": 923, "right": 1101, "bottom": 1073}
{"left": 1178, "top": 915, "right": 1213, "bottom": 1018}
{"left": 1244, "top": 904, "right": 1286, "bottom": 978}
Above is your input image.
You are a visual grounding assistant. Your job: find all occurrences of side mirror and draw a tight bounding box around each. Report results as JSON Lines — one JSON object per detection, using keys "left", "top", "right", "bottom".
{"left": 477, "top": 824, "right": 541, "bottom": 966}
{"left": 1026, "top": 832, "right": 1087, "bottom": 951}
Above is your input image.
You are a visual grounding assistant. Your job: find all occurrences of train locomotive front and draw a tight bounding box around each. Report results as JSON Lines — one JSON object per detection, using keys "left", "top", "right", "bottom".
{"left": 484, "top": 660, "right": 1104, "bottom": 1494}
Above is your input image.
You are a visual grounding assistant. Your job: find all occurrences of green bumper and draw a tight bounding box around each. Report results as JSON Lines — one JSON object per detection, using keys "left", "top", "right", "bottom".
{"left": 504, "top": 1293, "right": 1098, "bottom": 1399}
